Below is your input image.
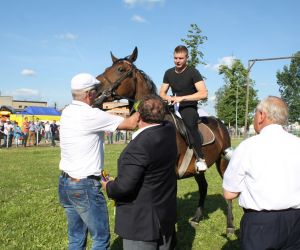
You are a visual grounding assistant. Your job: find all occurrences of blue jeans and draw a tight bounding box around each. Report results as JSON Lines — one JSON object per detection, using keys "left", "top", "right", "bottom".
{"left": 58, "top": 175, "right": 110, "bottom": 250}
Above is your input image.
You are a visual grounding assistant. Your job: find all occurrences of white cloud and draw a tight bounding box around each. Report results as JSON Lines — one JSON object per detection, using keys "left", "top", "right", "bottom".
{"left": 12, "top": 88, "right": 40, "bottom": 97}
{"left": 56, "top": 32, "right": 78, "bottom": 41}
{"left": 205, "top": 56, "right": 237, "bottom": 72}
{"left": 21, "top": 69, "right": 36, "bottom": 76}
{"left": 123, "top": 0, "right": 137, "bottom": 6}
{"left": 131, "top": 15, "right": 147, "bottom": 23}
{"left": 123, "top": 0, "right": 164, "bottom": 8}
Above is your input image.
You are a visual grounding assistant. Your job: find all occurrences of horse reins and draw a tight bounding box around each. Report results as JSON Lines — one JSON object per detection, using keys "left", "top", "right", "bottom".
{"left": 93, "top": 60, "right": 137, "bottom": 107}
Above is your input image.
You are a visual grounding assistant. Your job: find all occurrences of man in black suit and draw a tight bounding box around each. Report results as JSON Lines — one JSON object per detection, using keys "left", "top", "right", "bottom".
{"left": 102, "top": 95, "right": 178, "bottom": 250}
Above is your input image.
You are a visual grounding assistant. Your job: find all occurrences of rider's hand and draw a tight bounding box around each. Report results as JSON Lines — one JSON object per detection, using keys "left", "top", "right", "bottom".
{"left": 166, "top": 96, "right": 174, "bottom": 104}
{"left": 172, "top": 96, "right": 184, "bottom": 104}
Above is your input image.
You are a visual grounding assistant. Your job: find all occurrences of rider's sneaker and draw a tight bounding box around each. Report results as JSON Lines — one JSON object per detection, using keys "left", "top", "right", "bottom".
{"left": 195, "top": 158, "right": 207, "bottom": 172}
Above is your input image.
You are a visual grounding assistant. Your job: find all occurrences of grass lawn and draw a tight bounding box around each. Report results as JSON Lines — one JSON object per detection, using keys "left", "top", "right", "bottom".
{"left": 0, "top": 139, "right": 243, "bottom": 250}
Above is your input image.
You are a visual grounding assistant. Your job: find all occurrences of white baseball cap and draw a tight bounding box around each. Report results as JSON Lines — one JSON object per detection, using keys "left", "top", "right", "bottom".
{"left": 71, "top": 73, "right": 100, "bottom": 90}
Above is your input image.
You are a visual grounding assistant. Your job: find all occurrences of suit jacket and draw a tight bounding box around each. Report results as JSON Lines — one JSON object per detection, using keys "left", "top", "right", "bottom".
{"left": 106, "top": 121, "right": 177, "bottom": 241}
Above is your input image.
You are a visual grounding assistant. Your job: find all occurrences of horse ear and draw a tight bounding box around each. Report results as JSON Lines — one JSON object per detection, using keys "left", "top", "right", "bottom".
{"left": 110, "top": 51, "right": 118, "bottom": 63}
{"left": 128, "top": 47, "right": 138, "bottom": 63}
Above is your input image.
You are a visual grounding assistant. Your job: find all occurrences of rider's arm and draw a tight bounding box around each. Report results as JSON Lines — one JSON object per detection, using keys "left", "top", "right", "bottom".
{"left": 173, "top": 80, "right": 208, "bottom": 103}
{"left": 159, "top": 83, "right": 172, "bottom": 102}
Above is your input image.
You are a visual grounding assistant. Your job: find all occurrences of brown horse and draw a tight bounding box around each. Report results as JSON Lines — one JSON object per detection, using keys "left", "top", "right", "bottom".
{"left": 96, "top": 47, "right": 234, "bottom": 234}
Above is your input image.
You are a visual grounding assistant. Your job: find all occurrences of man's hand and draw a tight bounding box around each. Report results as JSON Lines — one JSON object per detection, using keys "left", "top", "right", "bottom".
{"left": 101, "top": 180, "right": 110, "bottom": 191}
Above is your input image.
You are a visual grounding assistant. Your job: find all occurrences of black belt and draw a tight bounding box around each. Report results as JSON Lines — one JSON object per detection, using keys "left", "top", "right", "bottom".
{"left": 61, "top": 171, "right": 101, "bottom": 181}
{"left": 243, "top": 208, "right": 296, "bottom": 213}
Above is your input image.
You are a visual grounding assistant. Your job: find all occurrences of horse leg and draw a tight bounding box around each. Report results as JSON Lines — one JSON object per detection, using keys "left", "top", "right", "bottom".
{"left": 216, "top": 157, "right": 235, "bottom": 235}
{"left": 190, "top": 172, "right": 207, "bottom": 225}
{"left": 226, "top": 199, "right": 235, "bottom": 235}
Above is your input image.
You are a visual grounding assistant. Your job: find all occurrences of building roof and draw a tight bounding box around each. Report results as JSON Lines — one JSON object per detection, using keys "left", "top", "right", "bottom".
{"left": 19, "top": 106, "right": 61, "bottom": 116}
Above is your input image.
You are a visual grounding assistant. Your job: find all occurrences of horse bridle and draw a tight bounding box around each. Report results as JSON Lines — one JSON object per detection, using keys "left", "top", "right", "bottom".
{"left": 93, "top": 60, "right": 137, "bottom": 107}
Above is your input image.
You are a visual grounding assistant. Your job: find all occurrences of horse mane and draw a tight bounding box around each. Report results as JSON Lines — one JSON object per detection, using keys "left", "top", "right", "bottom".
{"left": 115, "top": 58, "right": 157, "bottom": 95}
{"left": 136, "top": 68, "right": 157, "bottom": 94}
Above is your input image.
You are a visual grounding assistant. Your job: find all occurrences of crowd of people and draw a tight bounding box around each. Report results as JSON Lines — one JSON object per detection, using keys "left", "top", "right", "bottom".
{"left": 0, "top": 118, "right": 59, "bottom": 148}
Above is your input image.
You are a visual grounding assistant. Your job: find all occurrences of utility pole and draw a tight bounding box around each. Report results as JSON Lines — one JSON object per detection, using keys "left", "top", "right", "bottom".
{"left": 244, "top": 56, "right": 300, "bottom": 138}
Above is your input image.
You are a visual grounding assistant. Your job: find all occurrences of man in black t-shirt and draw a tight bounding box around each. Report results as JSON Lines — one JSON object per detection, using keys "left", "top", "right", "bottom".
{"left": 159, "top": 45, "right": 208, "bottom": 172}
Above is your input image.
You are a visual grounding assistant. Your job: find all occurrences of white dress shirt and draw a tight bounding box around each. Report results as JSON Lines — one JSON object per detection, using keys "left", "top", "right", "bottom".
{"left": 59, "top": 100, "right": 124, "bottom": 179}
{"left": 131, "top": 124, "right": 160, "bottom": 140}
{"left": 223, "top": 124, "right": 300, "bottom": 211}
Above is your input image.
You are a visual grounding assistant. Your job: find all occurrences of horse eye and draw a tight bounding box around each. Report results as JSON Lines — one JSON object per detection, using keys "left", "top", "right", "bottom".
{"left": 117, "top": 67, "right": 124, "bottom": 72}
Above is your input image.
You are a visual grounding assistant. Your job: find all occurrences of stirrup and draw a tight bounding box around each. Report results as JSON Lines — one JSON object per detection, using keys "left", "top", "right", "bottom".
{"left": 195, "top": 158, "right": 207, "bottom": 173}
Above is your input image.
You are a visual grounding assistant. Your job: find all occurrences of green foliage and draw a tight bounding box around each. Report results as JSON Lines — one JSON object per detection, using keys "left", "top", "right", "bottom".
{"left": 276, "top": 51, "right": 300, "bottom": 122}
{"left": 181, "top": 23, "right": 208, "bottom": 106}
{"left": 181, "top": 24, "right": 207, "bottom": 68}
{"left": 0, "top": 145, "right": 243, "bottom": 249}
{"left": 215, "top": 60, "right": 259, "bottom": 127}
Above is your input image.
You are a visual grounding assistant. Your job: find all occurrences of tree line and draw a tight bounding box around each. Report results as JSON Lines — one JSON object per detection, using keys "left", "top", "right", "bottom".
{"left": 181, "top": 24, "right": 300, "bottom": 126}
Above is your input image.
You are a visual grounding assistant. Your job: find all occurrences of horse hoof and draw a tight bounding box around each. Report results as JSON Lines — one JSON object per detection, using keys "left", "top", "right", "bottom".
{"left": 226, "top": 227, "right": 235, "bottom": 236}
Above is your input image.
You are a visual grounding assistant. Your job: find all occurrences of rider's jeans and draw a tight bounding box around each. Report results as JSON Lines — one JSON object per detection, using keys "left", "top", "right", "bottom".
{"left": 58, "top": 175, "right": 110, "bottom": 250}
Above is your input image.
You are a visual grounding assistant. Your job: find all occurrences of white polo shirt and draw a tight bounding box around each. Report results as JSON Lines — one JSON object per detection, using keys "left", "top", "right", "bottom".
{"left": 223, "top": 124, "right": 300, "bottom": 211}
{"left": 59, "top": 100, "right": 124, "bottom": 179}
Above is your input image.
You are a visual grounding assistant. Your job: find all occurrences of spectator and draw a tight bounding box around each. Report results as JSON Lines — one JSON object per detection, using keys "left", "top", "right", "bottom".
{"left": 105, "top": 131, "right": 113, "bottom": 144}
{"left": 223, "top": 96, "right": 300, "bottom": 250}
{"left": 0, "top": 120, "right": 4, "bottom": 146}
{"left": 115, "top": 130, "right": 123, "bottom": 142}
{"left": 13, "top": 122, "right": 23, "bottom": 147}
{"left": 28, "top": 121, "right": 36, "bottom": 146}
{"left": 58, "top": 73, "right": 139, "bottom": 249}
{"left": 22, "top": 117, "right": 30, "bottom": 147}
{"left": 50, "top": 120, "right": 58, "bottom": 147}
{"left": 35, "top": 118, "right": 44, "bottom": 145}
{"left": 102, "top": 95, "right": 178, "bottom": 250}
{"left": 44, "top": 121, "right": 51, "bottom": 144}
{"left": 2, "top": 120, "right": 14, "bottom": 147}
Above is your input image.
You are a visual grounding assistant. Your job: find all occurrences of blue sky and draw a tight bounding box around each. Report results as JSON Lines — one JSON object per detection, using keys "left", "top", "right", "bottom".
{"left": 1, "top": 0, "right": 299, "bottom": 115}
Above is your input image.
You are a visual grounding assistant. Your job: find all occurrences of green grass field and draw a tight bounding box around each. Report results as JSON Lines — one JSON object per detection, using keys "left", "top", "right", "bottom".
{"left": 0, "top": 139, "right": 243, "bottom": 250}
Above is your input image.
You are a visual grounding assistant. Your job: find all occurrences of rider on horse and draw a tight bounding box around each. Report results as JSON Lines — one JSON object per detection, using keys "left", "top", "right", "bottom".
{"left": 159, "top": 45, "right": 208, "bottom": 172}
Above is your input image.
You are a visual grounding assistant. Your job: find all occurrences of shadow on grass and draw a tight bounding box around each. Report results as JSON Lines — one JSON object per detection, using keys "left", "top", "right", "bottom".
{"left": 176, "top": 190, "right": 240, "bottom": 249}
{"left": 176, "top": 191, "right": 197, "bottom": 249}
{"left": 221, "top": 229, "right": 240, "bottom": 250}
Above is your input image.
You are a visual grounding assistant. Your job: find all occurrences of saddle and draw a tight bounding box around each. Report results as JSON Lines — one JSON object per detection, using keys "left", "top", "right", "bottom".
{"left": 169, "top": 112, "right": 215, "bottom": 147}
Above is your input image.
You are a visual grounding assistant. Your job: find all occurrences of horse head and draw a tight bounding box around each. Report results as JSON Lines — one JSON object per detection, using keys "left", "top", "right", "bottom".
{"left": 95, "top": 47, "right": 139, "bottom": 104}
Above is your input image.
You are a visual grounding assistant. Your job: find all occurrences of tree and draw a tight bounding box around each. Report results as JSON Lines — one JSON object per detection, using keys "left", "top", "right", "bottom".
{"left": 181, "top": 23, "right": 207, "bottom": 105}
{"left": 181, "top": 23, "right": 207, "bottom": 67}
{"left": 215, "top": 60, "right": 259, "bottom": 128}
{"left": 276, "top": 51, "right": 300, "bottom": 122}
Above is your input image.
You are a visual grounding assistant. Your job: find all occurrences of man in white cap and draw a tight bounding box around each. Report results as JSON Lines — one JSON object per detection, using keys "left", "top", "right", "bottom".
{"left": 58, "top": 73, "right": 139, "bottom": 250}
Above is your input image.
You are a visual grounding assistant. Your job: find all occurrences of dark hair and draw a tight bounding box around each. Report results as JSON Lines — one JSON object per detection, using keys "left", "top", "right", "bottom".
{"left": 138, "top": 95, "right": 165, "bottom": 124}
{"left": 174, "top": 45, "right": 189, "bottom": 55}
